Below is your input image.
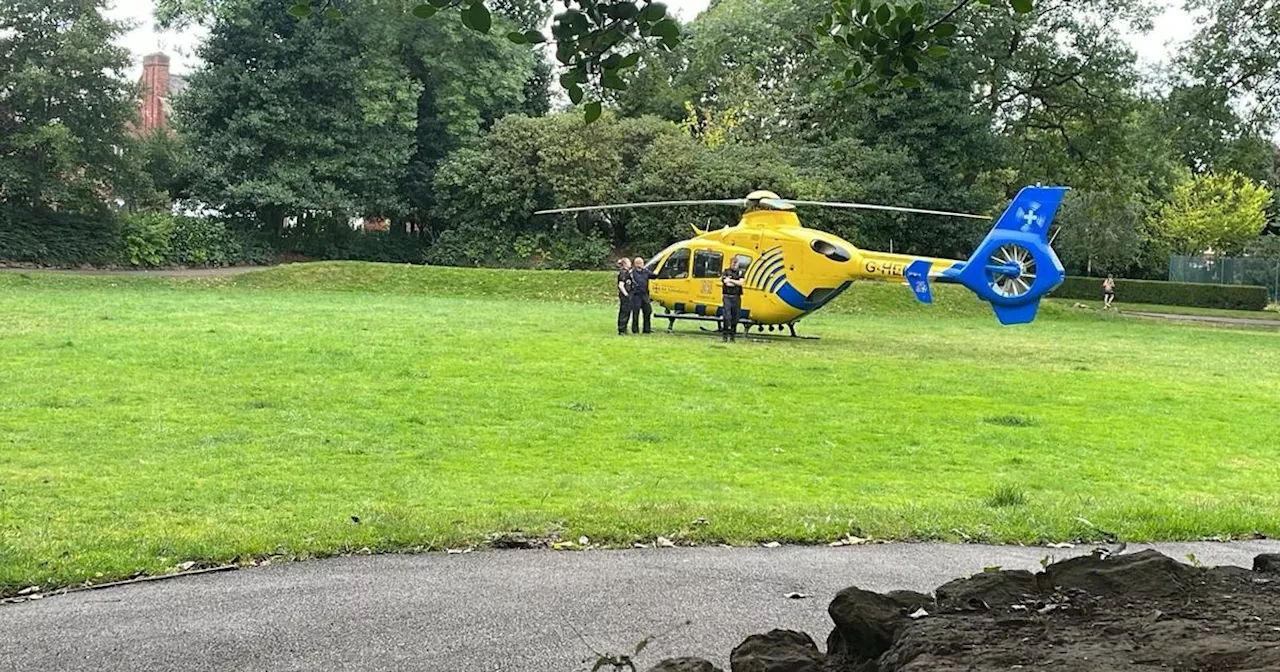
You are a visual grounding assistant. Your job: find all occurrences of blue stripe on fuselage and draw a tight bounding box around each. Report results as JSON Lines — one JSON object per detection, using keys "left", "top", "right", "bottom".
{"left": 776, "top": 280, "right": 853, "bottom": 314}
{"left": 750, "top": 255, "right": 782, "bottom": 286}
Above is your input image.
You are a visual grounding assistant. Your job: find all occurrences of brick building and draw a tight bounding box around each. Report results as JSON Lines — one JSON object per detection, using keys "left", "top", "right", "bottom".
{"left": 133, "top": 52, "right": 186, "bottom": 135}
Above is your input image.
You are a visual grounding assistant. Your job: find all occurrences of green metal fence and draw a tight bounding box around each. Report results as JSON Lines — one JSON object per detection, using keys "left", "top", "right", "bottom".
{"left": 1169, "top": 255, "right": 1280, "bottom": 300}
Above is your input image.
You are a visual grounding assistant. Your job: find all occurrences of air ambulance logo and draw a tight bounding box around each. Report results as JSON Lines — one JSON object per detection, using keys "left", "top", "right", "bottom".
{"left": 1018, "top": 202, "right": 1045, "bottom": 233}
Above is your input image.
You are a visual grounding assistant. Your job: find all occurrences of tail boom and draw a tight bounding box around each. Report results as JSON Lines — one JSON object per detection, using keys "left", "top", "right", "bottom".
{"left": 894, "top": 186, "right": 1070, "bottom": 325}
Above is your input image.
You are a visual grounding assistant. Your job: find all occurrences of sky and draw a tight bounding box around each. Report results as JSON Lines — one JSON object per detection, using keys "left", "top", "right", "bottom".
{"left": 106, "top": 0, "right": 1201, "bottom": 80}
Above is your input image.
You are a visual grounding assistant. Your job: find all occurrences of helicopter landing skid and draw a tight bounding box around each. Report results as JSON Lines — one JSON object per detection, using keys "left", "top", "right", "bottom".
{"left": 660, "top": 313, "right": 818, "bottom": 340}
{"left": 694, "top": 326, "right": 820, "bottom": 341}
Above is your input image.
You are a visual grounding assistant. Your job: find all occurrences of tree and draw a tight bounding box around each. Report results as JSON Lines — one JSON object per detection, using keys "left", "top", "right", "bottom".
{"left": 429, "top": 113, "right": 814, "bottom": 266}
{"left": 0, "top": 0, "right": 138, "bottom": 213}
{"left": 605, "top": 23, "right": 695, "bottom": 122}
{"left": 395, "top": 8, "right": 545, "bottom": 236}
{"left": 1160, "top": 85, "right": 1277, "bottom": 183}
{"left": 1181, "top": 0, "right": 1280, "bottom": 130}
{"left": 1147, "top": 172, "right": 1274, "bottom": 256}
{"left": 243, "top": 0, "right": 1036, "bottom": 120}
{"left": 174, "top": 0, "right": 419, "bottom": 231}
{"left": 604, "top": 0, "right": 1011, "bottom": 258}
{"left": 128, "top": 130, "right": 199, "bottom": 207}
{"left": 1052, "top": 190, "right": 1144, "bottom": 275}
{"left": 962, "top": 0, "right": 1165, "bottom": 191}
{"left": 429, "top": 113, "right": 636, "bottom": 267}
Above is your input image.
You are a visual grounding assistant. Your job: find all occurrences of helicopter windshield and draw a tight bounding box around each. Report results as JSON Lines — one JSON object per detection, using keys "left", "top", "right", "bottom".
{"left": 645, "top": 242, "right": 685, "bottom": 274}
{"left": 656, "top": 248, "right": 691, "bottom": 279}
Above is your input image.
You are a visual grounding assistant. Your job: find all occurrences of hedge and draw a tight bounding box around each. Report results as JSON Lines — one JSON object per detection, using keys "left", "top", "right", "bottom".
{"left": 1051, "top": 276, "right": 1269, "bottom": 311}
{"left": 1, "top": 208, "right": 274, "bottom": 269}
{"left": 275, "top": 216, "right": 427, "bottom": 265}
{"left": 0, "top": 206, "right": 120, "bottom": 266}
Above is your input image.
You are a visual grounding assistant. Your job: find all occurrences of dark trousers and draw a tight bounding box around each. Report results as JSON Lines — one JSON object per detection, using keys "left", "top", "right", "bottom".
{"left": 722, "top": 295, "right": 741, "bottom": 340}
{"left": 630, "top": 292, "right": 652, "bottom": 333}
{"left": 617, "top": 296, "right": 633, "bottom": 333}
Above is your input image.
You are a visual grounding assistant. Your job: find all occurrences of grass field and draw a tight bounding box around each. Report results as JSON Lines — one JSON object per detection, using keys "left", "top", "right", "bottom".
{"left": 2, "top": 262, "right": 1279, "bottom": 594}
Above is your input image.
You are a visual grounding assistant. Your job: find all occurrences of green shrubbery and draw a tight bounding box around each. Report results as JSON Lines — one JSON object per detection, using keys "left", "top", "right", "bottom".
{"left": 274, "top": 216, "right": 426, "bottom": 265}
{"left": 117, "top": 212, "right": 273, "bottom": 268}
{"left": 1051, "top": 276, "right": 1269, "bottom": 311}
{"left": 1, "top": 208, "right": 272, "bottom": 269}
{"left": 0, "top": 207, "right": 121, "bottom": 266}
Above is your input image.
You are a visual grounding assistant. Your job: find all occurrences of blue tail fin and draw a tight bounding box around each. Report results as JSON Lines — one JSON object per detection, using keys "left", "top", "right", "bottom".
{"left": 951, "top": 186, "right": 1069, "bottom": 325}
{"left": 905, "top": 259, "right": 934, "bottom": 304}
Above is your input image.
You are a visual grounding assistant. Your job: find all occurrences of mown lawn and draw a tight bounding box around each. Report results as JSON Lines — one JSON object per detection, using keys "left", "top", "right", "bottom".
{"left": 2, "top": 263, "right": 1278, "bottom": 594}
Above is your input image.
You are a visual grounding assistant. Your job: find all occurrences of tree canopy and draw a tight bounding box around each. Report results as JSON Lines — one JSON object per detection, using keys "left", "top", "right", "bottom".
{"left": 250, "top": 0, "right": 1037, "bottom": 121}
{"left": 1148, "top": 172, "right": 1273, "bottom": 256}
{"left": 0, "top": 0, "right": 139, "bottom": 212}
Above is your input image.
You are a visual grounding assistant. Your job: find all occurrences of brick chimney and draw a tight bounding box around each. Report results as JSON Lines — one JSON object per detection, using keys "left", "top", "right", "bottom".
{"left": 138, "top": 52, "right": 171, "bottom": 133}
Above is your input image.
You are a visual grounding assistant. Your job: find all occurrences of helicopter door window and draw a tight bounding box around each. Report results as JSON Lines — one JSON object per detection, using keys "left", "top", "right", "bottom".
{"left": 730, "top": 254, "right": 752, "bottom": 271}
{"left": 693, "top": 250, "right": 724, "bottom": 278}
{"left": 656, "top": 248, "right": 690, "bottom": 279}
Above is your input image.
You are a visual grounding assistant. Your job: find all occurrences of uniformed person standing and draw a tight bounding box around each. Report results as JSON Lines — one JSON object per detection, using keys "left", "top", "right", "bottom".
{"left": 616, "top": 257, "right": 634, "bottom": 335}
{"left": 629, "top": 256, "right": 654, "bottom": 334}
{"left": 720, "top": 259, "right": 745, "bottom": 342}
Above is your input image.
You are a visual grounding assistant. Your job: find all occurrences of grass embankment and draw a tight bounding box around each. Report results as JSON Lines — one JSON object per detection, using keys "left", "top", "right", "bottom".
{"left": 2, "top": 262, "right": 1278, "bottom": 595}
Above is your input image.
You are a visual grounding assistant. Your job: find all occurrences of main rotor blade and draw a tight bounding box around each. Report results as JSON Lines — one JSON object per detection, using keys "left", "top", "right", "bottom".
{"left": 781, "top": 200, "right": 993, "bottom": 220}
{"left": 535, "top": 199, "right": 747, "bottom": 215}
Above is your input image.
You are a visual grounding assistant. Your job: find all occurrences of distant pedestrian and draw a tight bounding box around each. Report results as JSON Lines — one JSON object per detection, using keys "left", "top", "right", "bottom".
{"left": 617, "top": 258, "right": 634, "bottom": 335}
{"left": 630, "top": 256, "right": 654, "bottom": 334}
{"left": 1102, "top": 274, "right": 1116, "bottom": 310}
{"left": 720, "top": 258, "right": 746, "bottom": 342}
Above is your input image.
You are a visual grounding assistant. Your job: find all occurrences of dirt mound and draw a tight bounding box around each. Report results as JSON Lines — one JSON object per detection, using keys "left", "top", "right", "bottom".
{"left": 646, "top": 550, "right": 1280, "bottom": 672}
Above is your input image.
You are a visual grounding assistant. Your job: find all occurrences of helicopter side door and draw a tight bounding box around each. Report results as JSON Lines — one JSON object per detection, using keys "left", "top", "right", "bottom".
{"left": 690, "top": 248, "right": 725, "bottom": 312}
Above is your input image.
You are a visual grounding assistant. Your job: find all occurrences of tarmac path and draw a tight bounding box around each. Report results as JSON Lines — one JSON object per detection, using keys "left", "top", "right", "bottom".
{"left": 1121, "top": 309, "right": 1280, "bottom": 328}
{"left": 3, "top": 541, "right": 1278, "bottom": 672}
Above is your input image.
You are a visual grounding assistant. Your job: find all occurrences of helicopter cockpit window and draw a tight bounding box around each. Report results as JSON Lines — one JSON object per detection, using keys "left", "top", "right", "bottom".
{"left": 811, "top": 239, "right": 851, "bottom": 262}
{"left": 693, "top": 250, "right": 723, "bottom": 278}
{"left": 656, "top": 248, "right": 690, "bottom": 279}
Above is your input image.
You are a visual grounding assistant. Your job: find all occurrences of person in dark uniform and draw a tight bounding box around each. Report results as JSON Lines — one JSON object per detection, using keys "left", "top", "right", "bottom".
{"left": 720, "top": 258, "right": 746, "bottom": 342}
{"left": 629, "top": 256, "right": 654, "bottom": 334}
{"left": 616, "top": 257, "right": 634, "bottom": 335}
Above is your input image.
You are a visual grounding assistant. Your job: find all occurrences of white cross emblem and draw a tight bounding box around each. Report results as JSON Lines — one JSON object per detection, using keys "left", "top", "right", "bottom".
{"left": 1018, "top": 202, "right": 1044, "bottom": 232}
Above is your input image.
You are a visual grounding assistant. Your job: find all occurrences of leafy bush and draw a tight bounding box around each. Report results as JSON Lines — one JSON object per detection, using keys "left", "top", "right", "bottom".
{"left": 1051, "top": 276, "right": 1269, "bottom": 310}
{"left": 427, "top": 223, "right": 608, "bottom": 269}
{"left": 170, "top": 215, "right": 268, "bottom": 266}
{"left": 118, "top": 212, "right": 175, "bottom": 267}
{"left": 116, "top": 212, "right": 272, "bottom": 268}
{"left": 0, "top": 206, "right": 121, "bottom": 266}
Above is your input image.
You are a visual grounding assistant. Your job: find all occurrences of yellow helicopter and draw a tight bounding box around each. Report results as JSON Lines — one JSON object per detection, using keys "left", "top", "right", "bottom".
{"left": 537, "top": 185, "right": 1069, "bottom": 337}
